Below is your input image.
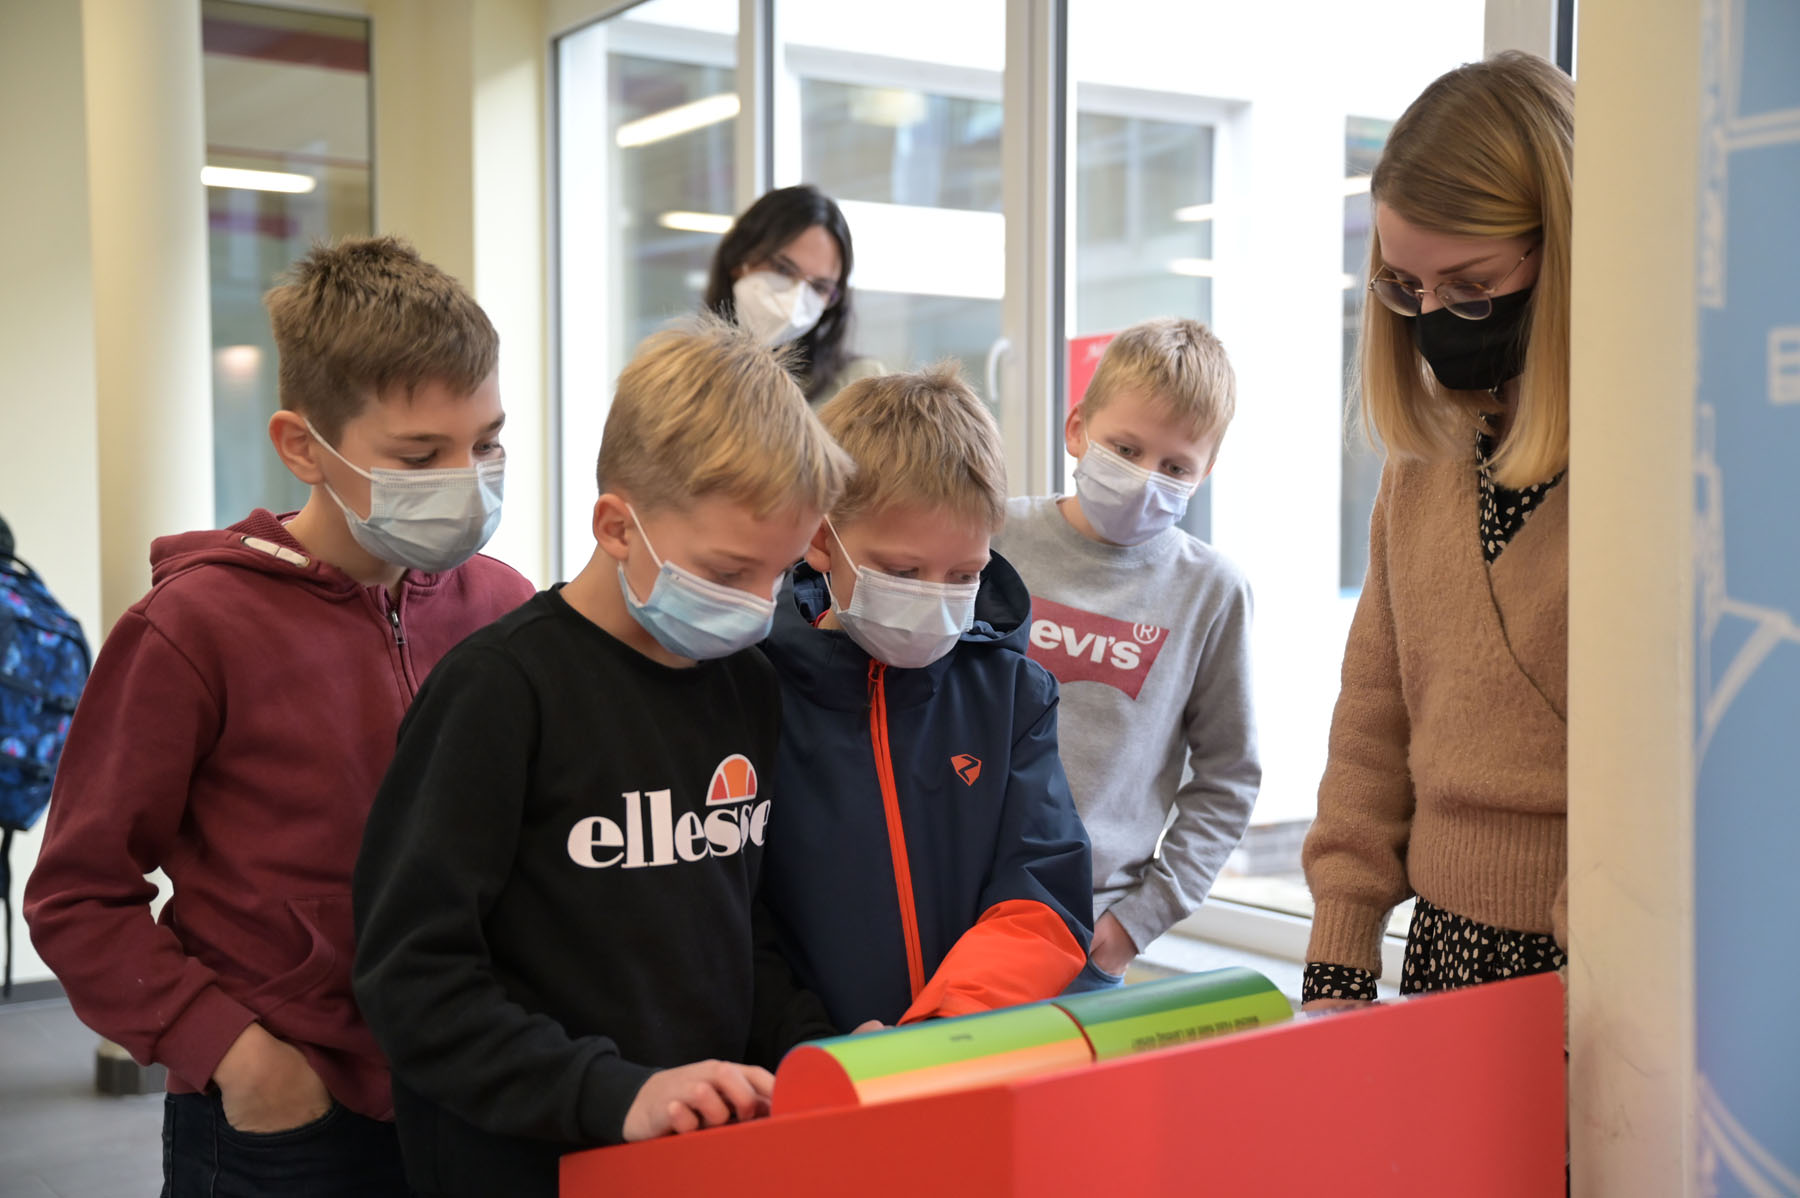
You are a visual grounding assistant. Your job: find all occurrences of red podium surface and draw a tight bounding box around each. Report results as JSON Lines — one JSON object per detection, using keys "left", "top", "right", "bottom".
{"left": 562, "top": 972, "right": 1565, "bottom": 1197}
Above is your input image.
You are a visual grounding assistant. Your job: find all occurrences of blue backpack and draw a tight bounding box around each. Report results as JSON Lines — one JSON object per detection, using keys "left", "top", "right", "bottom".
{"left": 0, "top": 515, "right": 91, "bottom": 995}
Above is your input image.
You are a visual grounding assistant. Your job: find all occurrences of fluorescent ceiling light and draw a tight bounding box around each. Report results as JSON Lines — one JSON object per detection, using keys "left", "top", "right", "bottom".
{"left": 615, "top": 93, "right": 740, "bottom": 148}
{"left": 1168, "top": 258, "right": 1217, "bottom": 278}
{"left": 202, "top": 165, "right": 317, "bottom": 193}
{"left": 658, "top": 210, "right": 734, "bottom": 235}
{"left": 1343, "top": 175, "right": 1373, "bottom": 195}
{"left": 1174, "top": 202, "right": 1216, "bottom": 223}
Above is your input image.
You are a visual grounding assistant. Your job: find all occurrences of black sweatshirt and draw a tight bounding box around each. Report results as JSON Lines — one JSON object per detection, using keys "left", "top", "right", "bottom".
{"left": 352, "top": 588, "right": 835, "bottom": 1197}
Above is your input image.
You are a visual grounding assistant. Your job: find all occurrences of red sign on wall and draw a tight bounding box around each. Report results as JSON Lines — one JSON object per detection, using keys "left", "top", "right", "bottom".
{"left": 1066, "top": 332, "right": 1116, "bottom": 412}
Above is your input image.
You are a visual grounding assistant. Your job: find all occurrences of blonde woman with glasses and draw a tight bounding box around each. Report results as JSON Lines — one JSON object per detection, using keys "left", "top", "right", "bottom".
{"left": 1301, "top": 51, "right": 1574, "bottom": 1011}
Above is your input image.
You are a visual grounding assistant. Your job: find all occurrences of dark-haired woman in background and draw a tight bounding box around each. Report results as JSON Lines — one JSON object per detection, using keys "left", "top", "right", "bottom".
{"left": 704, "top": 184, "right": 884, "bottom": 404}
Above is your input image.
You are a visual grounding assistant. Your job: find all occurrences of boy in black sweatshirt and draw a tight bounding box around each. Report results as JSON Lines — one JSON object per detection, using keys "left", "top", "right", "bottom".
{"left": 352, "top": 316, "right": 854, "bottom": 1197}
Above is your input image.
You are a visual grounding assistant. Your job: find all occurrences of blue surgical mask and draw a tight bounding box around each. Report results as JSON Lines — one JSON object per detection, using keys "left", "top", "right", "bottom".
{"left": 308, "top": 419, "right": 504, "bottom": 573}
{"left": 1073, "top": 442, "right": 1196, "bottom": 546}
{"left": 617, "top": 506, "right": 777, "bottom": 660}
{"left": 824, "top": 520, "right": 979, "bottom": 670}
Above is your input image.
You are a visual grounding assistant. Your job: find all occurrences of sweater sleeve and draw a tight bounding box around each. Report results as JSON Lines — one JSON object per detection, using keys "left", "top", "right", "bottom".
{"left": 1105, "top": 571, "right": 1261, "bottom": 954}
{"left": 22, "top": 611, "right": 257, "bottom": 1093}
{"left": 1302, "top": 463, "right": 1418, "bottom": 975}
{"left": 746, "top": 898, "right": 839, "bottom": 1061}
{"left": 351, "top": 646, "right": 655, "bottom": 1147}
{"left": 900, "top": 690, "right": 1093, "bottom": 1023}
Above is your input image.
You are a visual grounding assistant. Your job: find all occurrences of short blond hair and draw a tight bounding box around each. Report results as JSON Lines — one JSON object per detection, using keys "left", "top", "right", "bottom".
{"left": 1358, "top": 50, "right": 1572, "bottom": 489}
{"left": 265, "top": 236, "right": 497, "bottom": 441}
{"left": 1083, "top": 318, "right": 1236, "bottom": 463}
{"left": 597, "top": 314, "right": 852, "bottom": 518}
{"left": 818, "top": 362, "right": 1007, "bottom": 530}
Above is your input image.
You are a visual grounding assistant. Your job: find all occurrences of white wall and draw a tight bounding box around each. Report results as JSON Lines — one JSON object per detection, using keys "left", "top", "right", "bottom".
{"left": 1566, "top": 0, "right": 1701, "bottom": 1192}
{"left": 0, "top": 0, "right": 103, "bottom": 990}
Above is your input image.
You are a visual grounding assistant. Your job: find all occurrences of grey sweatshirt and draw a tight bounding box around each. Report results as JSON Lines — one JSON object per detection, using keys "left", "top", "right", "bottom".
{"left": 993, "top": 496, "right": 1261, "bottom": 953}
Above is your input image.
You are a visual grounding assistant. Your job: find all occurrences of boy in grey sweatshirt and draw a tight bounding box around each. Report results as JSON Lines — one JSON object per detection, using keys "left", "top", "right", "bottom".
{"left": 992, "top": 318, "right": 1260, "bottom": 989}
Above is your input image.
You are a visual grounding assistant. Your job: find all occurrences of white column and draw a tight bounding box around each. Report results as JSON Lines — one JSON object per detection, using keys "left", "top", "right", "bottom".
{"left": 473, "top": 0, "right": 552, "bottom": 586}
{"left": 82, "top": 0, "right": 215, "bottom": 630}
{"left": 1566, "top": 0, "right": 1701, "bottom": 1193}
{"left": 0, "top": 0, "right": 105, "bottom": 991}
{"left": 370, "top": 0, "right": 554, "bottom": 588}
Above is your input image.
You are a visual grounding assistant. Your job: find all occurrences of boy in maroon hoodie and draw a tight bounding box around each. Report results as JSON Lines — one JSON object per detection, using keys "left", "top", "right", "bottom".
{"left": 23, "top": 237, "right": 534, "bottom": 1197}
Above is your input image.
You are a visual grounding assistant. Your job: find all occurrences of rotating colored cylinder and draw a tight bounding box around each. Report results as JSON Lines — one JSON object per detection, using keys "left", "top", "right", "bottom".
{"left": 1052, "top": 966, "right": 1292, "bottom": 1061}
{"left": 774, "top": 1002, "right": 1093, "bottom": 1115}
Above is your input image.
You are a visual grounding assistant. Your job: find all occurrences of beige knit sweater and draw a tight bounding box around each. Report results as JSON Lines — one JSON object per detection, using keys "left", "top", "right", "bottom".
{"left": 1303, "top": 452, "right": 1568, "bottom": 975}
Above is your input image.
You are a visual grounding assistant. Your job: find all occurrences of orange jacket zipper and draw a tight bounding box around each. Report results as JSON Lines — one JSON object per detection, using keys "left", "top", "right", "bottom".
{"left": 868, "top": 661, "right": 925, "bottom": 999}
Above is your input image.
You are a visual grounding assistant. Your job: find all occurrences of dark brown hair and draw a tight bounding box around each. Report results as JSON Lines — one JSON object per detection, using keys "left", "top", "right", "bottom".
{"left": 703, "top": 185, "right": 856, "bottom": 402}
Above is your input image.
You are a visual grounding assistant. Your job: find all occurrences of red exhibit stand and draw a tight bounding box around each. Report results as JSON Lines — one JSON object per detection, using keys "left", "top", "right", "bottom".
{"left": 562, "top": 972, "right": 1566, "bottom": 1197}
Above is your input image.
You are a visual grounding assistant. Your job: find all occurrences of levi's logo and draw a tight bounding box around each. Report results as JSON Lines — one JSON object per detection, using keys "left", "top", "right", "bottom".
{"left": 1025, "top": 595, "right": 1167, "bottom": 700}
{"left": 566, "top": 754, "right": 770, "bottom": 870}
{"left": 951, "top": 754, "right": 983, "bottom": 786}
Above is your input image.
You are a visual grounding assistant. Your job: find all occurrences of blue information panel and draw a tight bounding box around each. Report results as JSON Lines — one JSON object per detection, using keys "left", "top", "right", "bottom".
{"left": 1694, "top": 0, "right": 1800, "bottom": 1193}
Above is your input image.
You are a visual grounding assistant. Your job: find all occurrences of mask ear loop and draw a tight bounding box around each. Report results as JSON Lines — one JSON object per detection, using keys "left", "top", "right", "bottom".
{"left": 820, "top": 517, "right": 858, "bottom": 615}
{"left": 623, "top": 504, "right": 670, "bottom": 573}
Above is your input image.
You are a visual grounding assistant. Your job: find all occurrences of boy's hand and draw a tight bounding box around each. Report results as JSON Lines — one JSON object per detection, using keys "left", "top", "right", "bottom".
{"left": 1089, "top": 911, "right": 1139, "bottom": 977}
{"left": 622, "top": 1060, "right": 775, "bottom": 1142}
{"left": 213, "top": 1023, "right": 332, "bottom": 1133}
{"left": 851, "top": 1020, "right": 886, "bottom": 1034}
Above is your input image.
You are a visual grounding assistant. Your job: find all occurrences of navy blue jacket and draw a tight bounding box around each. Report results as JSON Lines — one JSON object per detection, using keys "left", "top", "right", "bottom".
{"left": 759, "top": 555, "right": 1094, "bottom": 1030}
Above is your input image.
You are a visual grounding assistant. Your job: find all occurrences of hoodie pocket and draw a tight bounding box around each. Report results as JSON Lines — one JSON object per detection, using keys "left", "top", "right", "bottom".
{"left": 243, "top": 895, "right": 352, "bottom": 1018}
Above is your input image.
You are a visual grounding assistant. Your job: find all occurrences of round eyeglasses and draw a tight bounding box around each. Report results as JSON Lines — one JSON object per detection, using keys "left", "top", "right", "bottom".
{"left": 766, "top": 251, "right": 841, "bottom": 306}
{"left": 1368, "top": 244, "right": 1536, "bottom": 321}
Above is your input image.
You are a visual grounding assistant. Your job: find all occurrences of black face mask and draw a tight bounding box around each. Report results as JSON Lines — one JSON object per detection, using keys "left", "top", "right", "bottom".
{"left": 1410, "top": 287, "right": 1534, "bottom": 392}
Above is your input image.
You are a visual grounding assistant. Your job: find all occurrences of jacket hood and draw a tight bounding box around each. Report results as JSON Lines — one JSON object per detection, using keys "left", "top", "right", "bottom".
{"left": 149, "top": 509, "right": 373, "bottom": 593}
{"left": 763, "top": 552, "right": 1033, "bottom": 711}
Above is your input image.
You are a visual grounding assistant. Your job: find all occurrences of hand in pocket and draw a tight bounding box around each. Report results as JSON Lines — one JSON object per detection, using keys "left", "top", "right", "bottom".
{"left": 213, "top": 1023, "right": 333, "bottom": 1133}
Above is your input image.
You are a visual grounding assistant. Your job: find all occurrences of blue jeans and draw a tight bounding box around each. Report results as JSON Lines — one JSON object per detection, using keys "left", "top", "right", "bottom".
{"left": 1062, "top": 957, "right": 1126, "bottom": 995}
{"left": 161, "top": 1091, "right": 413, "bottom": 1198}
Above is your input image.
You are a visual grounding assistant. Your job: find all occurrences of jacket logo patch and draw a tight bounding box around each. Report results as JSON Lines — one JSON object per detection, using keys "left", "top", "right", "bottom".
{"left": 951, "top": 754, "right": 983, "bottom": 786}
{"left": 1025, "top": 595, "right": 1169, "bottom": 700}
{"left": 707, "top": 753, "right": 758, "bottom": 804}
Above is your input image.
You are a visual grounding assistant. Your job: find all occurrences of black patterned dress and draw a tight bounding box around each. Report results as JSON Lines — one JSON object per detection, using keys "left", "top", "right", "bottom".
{"left": 1302, "top": 431, "right": 1567, "bottom": 1004}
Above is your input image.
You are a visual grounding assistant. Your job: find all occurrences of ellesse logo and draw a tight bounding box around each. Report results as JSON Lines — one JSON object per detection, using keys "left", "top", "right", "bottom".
{"left": 1025, "top": 595, "right": 1168, "bottom": 700}
{"left": 951, "top": 754, "right": 983, "bottom": 786}
{"left": 707, "top": 754, "right": 758, "bottom": 804}
{"left": 566, "top": 755, "right": 770, "bottom": 870}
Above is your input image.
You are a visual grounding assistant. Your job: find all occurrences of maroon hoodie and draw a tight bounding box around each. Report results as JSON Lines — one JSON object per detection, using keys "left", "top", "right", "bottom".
{"left": 24, "top": 509, "right": 534, "bottom": 1120}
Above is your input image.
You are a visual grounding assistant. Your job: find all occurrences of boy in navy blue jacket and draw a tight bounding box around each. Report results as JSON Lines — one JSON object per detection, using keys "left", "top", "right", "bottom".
{"left": 760, "top": 363, "right": 1094, "bottom": 1030}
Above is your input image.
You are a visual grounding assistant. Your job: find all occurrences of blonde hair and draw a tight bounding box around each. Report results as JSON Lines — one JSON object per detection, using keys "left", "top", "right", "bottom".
{"left": 598, "top": 313, "right": 852, "bottom": 518}
{"left": 1082, "top": 317, "right": 1237, "bottom": 464}
{"left": 1358, "top": 50, "right": 1573, "bottom": 489}
{"left": 818, "top": 362, "right": 1008, "bottom": 530}
{"left": 265, "top": 236, "right": 497, "bottom": 441}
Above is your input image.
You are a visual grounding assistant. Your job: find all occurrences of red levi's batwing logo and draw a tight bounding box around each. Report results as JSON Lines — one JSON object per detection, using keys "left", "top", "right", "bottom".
{"left": 1025, "top": 595, "right": 1167, "bottom": 700}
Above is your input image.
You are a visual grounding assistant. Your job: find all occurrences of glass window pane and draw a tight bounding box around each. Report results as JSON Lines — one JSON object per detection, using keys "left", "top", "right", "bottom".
{"left": 775, "top": 1, "right": 1006, "bottom": 416}
{"left": 555, "top": 0, "right": 739, "bottom": 574}
{"left": 1064, "top": 1, "right": 1486, "bottom": 922}
{"left": 202, "top": 0, "right": 371, "bottom": 527}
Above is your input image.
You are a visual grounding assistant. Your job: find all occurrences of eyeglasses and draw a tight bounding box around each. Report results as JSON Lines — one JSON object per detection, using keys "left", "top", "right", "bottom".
{"left": 767, "top": 252, "right": 840, "bottom": 306}
{"left": 1368, "top": 245, "right": 1535, "bottom": 320}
